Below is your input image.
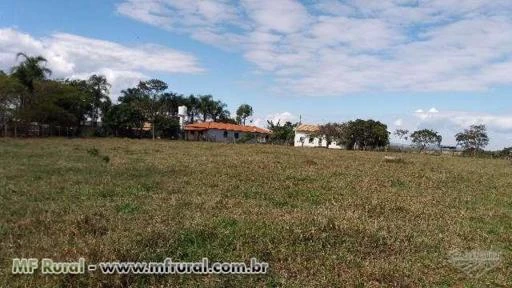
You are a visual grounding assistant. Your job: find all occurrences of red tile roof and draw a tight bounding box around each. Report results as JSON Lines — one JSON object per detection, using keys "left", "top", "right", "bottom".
{"left": 185, "top": 122, "right": 271, "bottom": 134}
{"left": 184, "top": 127, "right": 207, "bottom": 131}
{"left": 295, "top": 124, "right": 319, "bottom": 132}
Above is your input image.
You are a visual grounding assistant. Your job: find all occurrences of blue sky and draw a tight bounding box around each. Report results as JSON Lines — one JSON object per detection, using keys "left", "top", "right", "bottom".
{"left": 1, "top": 0, "right": 512, "bottom": 149}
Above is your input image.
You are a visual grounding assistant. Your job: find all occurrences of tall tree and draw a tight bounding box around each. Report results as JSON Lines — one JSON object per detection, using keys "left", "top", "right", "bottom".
{"left": 186, "top": 95, "right": 200, "bottom": 123}
{"left": 87, "top": 75, "right": 111, "bottom": 127}
{"left": 267, "top": 120, "right": 297, "bottom": 145}
{"left": 338, "top": 119, "right": 389, "bottom": 150}
{"left": 103, "top": 102, "right": 143, "bottom": 138}
{"left": 0, "top": 74, "right": 25, "bottom": 136}
{"left": 236, "top": 104, "right": 253, "bottom": 125}
{"left": 11, "top": 53, "right": 52, "bottom": 92}
{"left": 137, "top": 79, "right": 168, "bottom": 140}
{"left": 115, "top": 87, "right": 147, "bottom": 137}
{"left": 394, "top": 129, "right": 409, "bottom": 143}
{"left": 198, "top": 95, "right": 214, "bottom": 122}
{"left": 315, "top": 123, "right": 344, "bottom": 148}
{"left": 65, "top": 78, "right": 94, "bottom": 129}
{"left": 455, "top": 124, "right": 489, "bottom": 156}
{"left": 10, "top": 53, "right": 52, "bottom": 112}
{"left": 161, "top": 92, "right": 185, "bottom": 117}
{"left": 410, "top": 129, "right": 442, "bottom": 151}
{"left": 210, "top": 100, "right": 230, "bottom": 122}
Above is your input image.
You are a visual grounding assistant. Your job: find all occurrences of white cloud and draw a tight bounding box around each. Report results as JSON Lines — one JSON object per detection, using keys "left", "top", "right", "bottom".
{"left": 241, "top": 0, "right": 310, "bottom": 34}
{"left": 252, "top": 111, "right": 298, "bottom": 128}
{"left": 117, "top": 0, "right": 240, "bottom": 29}
{"left": 309, "top": 16, "right": 403, "bottom": 50}
{"left": 313, "top": 0, "right": 355, "bottom": 16}
{"left": 0, "top": 28, "right": 203, "bottom": 97}
{"left": 267, "top": 111, "right": 298, "bottom": 124}
{"left": 415, "top": 111, "right": 512, "bottom": 134}
{"left": 116, "top": 0, "right": 243, "bottom": 47}
{"left": 415, "top": 107, "right": 440, "bottom": 120}
{"left": 117, "top": 0, "right": 512, "bottom": 96}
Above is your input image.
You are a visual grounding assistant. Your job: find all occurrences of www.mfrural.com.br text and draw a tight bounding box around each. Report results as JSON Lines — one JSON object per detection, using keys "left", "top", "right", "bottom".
{"left": 11, "top": 258, "right": 269, "bottom": 275}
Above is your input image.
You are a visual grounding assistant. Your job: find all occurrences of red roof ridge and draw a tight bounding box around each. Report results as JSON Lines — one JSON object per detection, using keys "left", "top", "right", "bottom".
{"left": 185, "top": 122, "right": 270, "bottom": 134}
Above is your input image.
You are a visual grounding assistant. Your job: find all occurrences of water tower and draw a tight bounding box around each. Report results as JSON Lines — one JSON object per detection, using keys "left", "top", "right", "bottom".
{"left": 178, "top": 105, "right": 188, "bottom": 130}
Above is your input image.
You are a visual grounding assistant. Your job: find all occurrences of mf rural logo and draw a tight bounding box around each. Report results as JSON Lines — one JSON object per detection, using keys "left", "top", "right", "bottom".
{"left": 448, "top": 250, "right": 501, "bottom": 278}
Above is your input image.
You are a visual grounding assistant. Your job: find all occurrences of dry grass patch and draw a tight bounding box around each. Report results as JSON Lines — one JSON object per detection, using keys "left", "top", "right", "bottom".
{"left": 0, "top": 138, "right": 511, "bottom": 287}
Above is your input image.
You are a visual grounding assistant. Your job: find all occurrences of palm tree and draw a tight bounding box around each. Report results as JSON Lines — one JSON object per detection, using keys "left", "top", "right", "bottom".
{"left": 11, "top": 53, "right": 52, "bottom": 92}
{"left": 210, "top": 100, "right": 230, "bottom": 122}
{"left": 160, "top": 92, "right": 183, "bottom": 117}
{"left": 186, "top": 95, "right": 200, "bottom": 123}
{"left": 198, "top": 95, "right": 214, "bottom": 122}
{"left": 10, "top": 53, "right": 52, "bottom": 110}
{"left": 236, "top": 104, "right": 253, "bottom": 125}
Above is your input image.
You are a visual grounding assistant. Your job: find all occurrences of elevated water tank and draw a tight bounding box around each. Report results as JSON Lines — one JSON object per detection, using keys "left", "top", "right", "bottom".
{"left": 178, "top": 105, "right": 187, "bottom": 116}
{"left": 178, "top": 106, "right": 188, "bottom": 131}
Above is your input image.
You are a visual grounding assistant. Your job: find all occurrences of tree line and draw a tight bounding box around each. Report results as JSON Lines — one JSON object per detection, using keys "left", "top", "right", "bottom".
{"left": 268, "top": 118, "right": 509, "bottom": 157}
{"left": 0, "top": 53, "right": 255, "bottom": 139}
{"left": 312, "top": 120, "right": 390, "bottom": 150}
{"left": 1, "top": 53, "right": 509, "bottom": 156}
{"left": 393, "top": 124, "right": 491, "bottom": 154}
{"left": 393, "top": 125, "right": 512, "bottom": 158}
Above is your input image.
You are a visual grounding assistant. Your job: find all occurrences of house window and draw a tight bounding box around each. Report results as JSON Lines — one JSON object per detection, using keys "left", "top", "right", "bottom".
{"left": 234, "top": 132, "right": 239, "bottom": 139}
{"left": 318, "top": 139, "right": 322, "bottom": 146}
{"left": 223, "top": 131, "right": 228, "bottom": 138}
{"left": 309, "top": 137, "right": 314, "bottom": 143}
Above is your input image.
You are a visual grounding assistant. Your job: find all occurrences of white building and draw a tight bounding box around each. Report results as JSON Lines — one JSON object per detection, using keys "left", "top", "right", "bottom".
{"left": 294, "top": 124, "right": 343, "bottom": 149}
{"left": 184, "top": 122, "right": 270, "bottom": 143}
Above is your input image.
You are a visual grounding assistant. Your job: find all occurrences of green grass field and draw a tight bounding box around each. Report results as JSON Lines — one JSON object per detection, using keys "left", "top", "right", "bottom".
{"left": 1, "top": 138, "right": 511, "bottom": 287}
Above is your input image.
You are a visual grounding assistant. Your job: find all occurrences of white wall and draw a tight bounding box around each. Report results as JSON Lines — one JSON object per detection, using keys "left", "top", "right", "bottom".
{"left": 294, "top": 132, "right": 342, "bottom": 149}
{"left": 203, "top": 129, "right": 267, "bottom": 143}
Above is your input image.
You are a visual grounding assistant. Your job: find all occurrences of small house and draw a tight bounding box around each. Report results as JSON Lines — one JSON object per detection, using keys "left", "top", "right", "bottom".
{"left": 184, "top": 122, "right": 270, "bottom": 143}
{"left": 294, "top": 124, "right": 342, "bottom": 149}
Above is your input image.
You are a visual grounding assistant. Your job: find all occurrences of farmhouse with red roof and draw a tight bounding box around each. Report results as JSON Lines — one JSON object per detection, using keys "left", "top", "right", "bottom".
{"left": 184, "top": 122, "right": 270, "bottom": 143}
